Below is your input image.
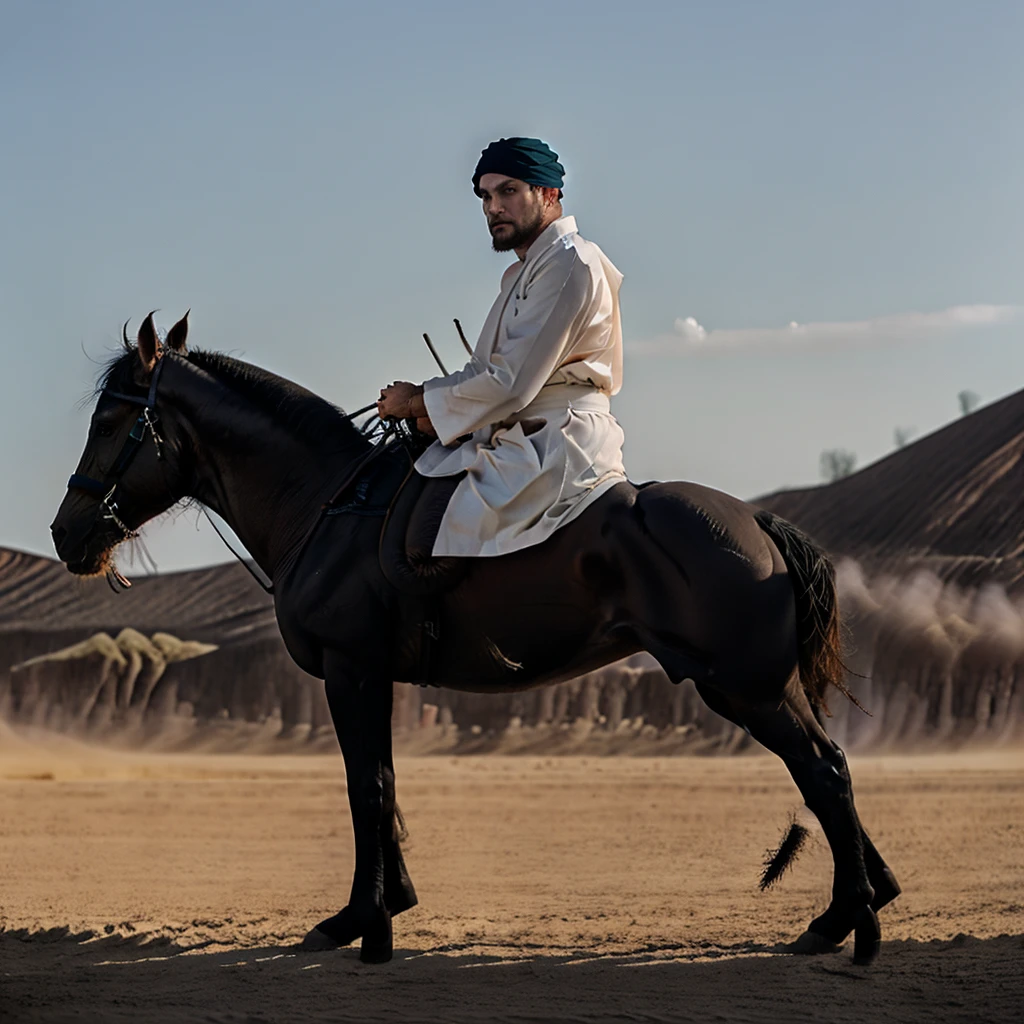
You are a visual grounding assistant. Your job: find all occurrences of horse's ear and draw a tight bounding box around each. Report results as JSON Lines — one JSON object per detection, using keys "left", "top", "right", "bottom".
{"left": 137, "top": 311, "right": 161, "bottom": 372}
{"left": 165, "top": 310, "right": 189, "bottom": 353}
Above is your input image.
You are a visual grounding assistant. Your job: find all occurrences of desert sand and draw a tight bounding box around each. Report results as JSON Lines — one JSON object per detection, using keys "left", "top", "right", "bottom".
{"left": 1, "top": 735, "right": 1022, "bottom": 1023}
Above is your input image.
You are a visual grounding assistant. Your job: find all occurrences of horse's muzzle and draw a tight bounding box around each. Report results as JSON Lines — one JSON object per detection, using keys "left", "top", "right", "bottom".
{"left": 50, "top": 507, "right": 115, "bottom": 574}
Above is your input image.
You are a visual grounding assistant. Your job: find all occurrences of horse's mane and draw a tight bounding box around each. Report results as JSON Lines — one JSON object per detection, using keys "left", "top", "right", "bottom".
{"left": 98, "top": 348, "right": 366, "bottom": 456}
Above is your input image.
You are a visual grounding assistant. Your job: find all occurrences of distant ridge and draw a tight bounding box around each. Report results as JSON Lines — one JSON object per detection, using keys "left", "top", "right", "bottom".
{"left": 0, "top": 546, "right": 275, "bottom": 642}
{"left": 757, "top": 382, "right": 1024, "bottom": 591}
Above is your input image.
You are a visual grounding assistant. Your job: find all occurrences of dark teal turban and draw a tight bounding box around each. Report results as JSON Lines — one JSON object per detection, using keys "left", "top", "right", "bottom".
{"left": 472, "top": 137, "right": 565, "bottom": 196}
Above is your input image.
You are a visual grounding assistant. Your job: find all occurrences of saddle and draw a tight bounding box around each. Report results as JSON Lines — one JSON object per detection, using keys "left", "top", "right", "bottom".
{"left": 327, "top": 443, "right": 466, "bottom": 596}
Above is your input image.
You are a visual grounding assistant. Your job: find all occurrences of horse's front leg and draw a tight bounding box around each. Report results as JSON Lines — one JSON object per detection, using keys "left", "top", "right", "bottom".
{"left": 301, "top": 652, "right": 395, "bottom": 962}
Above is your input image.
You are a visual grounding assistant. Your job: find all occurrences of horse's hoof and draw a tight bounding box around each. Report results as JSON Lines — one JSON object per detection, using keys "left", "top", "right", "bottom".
{"left": 359, "top": 942, "right": 394, "bottom": 964}
{"left": 300, "top": 908, "right": 362, "bottom": 951}
{"left": 783, "top": 930, "right": 844, "bottom": 955}
{"left": 300, "top": 926, "right": 344, "bottom": 952}
{"left": 359, "top": 914, "right": 393, "bottom": 964}
{"left": 852, "top": 906, "right": 881, "bottom": 965}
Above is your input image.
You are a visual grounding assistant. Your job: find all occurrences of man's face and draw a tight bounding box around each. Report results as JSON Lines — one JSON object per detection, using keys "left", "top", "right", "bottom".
{"left": 477, "top": 173, "right": 550, "bottom": 252}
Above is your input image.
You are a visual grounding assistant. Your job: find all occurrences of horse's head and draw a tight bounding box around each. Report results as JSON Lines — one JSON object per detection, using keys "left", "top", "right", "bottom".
{"left": 51, "top": 311, "right": 193, "bottom": 579}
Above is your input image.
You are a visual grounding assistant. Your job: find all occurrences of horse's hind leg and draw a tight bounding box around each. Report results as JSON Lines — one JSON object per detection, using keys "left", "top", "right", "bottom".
{"left": 804, "top": 703, "right": 901, "bottom": 915}
{"left": 698, "top": 680, "right": 883, "bottom": 963}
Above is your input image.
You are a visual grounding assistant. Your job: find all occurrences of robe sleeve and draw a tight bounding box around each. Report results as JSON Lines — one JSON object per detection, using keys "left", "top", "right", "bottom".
{"left": 422, "top": 250, "right": 590, "bottom": 445}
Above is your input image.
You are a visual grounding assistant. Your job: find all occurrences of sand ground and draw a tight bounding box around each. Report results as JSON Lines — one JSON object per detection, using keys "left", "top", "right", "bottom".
{"left": 1, "top": 735, "right": 1022, "bottom": 1023}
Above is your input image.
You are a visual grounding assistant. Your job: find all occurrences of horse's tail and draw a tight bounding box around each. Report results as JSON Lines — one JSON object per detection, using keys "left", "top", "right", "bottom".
{"left": 753, "top": 509, "right": 859, "bottom": 715}
{"left": 760, "top": 818, "right": 811, "bottom": 891}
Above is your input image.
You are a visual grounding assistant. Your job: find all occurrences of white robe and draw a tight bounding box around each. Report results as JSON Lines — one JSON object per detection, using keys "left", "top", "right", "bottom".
{"left": 416, "top": 215, "right": 627, "bottom": 557}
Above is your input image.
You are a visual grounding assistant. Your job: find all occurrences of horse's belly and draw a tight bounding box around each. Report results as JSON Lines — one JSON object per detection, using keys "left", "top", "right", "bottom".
{"left": 429, "top": 590, "right": 604, "bottom": 691}
{"left": 432, "top": 628, "right": 637, "bottom": 693}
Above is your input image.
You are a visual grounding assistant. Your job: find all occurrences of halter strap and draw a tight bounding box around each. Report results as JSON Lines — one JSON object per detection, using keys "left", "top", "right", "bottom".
{"left": 104, "top": 352, "right": 168, "bottom": 408}
{"left": 67, "top": 356, "right": 170, "bottom": 496}
{"left": 67, "top": 473, "right": 108, "bottom": 497}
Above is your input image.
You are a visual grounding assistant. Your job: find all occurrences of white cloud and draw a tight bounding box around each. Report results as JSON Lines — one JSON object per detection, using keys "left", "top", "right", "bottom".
{"left": 629, "top": 304, "right": 1022, "bottom": 356}
{"left": 672, "top": 316, "right": 707, "bottom": 343}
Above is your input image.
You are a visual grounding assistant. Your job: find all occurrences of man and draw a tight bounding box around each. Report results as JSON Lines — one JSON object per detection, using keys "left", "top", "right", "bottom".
{"left": 377, "top": 137, "right": 627, "bottom": 557}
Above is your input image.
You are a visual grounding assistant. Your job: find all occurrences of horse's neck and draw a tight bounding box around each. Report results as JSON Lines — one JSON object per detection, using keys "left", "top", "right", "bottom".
{"left": 164, "top": 358, "right": 366, "bottom": 580}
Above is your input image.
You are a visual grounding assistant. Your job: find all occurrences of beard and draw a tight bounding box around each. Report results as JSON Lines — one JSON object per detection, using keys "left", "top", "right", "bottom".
{"left": 489, "top": 207, "right": 546, "bottom": 252}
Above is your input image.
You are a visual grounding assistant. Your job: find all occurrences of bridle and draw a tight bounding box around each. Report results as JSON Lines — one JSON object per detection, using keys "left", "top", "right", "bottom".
{"left": 66, "top": 354, "right": 171, "bottom": 586}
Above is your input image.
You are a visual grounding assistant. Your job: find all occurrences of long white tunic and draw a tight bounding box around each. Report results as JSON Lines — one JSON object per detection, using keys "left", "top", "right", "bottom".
{"left": 416, "top": 215, "right": 627, "bottom": 557}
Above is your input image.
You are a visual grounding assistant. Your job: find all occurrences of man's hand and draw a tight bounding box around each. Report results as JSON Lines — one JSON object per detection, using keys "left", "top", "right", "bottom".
{"left": 377, "top": 381, "right": 425, "bottom": 420}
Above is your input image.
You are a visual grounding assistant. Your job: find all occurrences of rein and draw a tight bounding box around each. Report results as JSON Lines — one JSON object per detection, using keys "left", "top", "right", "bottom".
{"left": 201, "top": 402, "right": 390, "bottom": 597}
{"left": 69, "top": 354, "right": 391, "bottom": 595}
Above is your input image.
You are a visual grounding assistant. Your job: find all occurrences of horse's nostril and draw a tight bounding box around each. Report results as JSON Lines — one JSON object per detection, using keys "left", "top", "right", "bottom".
{"left": 51, "top": 525, "right": 68, "bottom": 546}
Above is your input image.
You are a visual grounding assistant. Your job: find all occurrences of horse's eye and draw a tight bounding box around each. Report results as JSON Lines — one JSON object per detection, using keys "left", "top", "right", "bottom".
{"left": 95, "top": 423, "right": 115, "bottom": 438}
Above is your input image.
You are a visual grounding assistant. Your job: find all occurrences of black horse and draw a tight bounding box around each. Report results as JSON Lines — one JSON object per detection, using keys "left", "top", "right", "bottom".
{"left": 51, "top": 313, "right": 900, "bottom": 964}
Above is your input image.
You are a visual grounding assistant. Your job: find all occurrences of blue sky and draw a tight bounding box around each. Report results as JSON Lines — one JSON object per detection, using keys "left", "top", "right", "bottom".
{"left": 2, "top": 0, "right": 1022, "bottom": 571}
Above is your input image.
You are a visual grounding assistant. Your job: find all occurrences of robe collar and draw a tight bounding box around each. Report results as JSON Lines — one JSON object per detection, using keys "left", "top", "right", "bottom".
{"left": 522, "top": 215, "right": 578, "bottom": 264}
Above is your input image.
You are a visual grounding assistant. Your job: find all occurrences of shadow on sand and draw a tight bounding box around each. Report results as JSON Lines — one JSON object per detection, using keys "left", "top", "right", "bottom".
{"left": 2, "top": 926, "right": 1021, "bottom": 1024}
